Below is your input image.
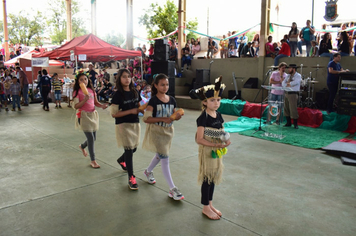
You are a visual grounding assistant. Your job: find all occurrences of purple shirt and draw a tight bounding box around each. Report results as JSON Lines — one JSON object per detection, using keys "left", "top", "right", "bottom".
{"left": 10, "top": 82, "right": 21, "bottom": 95}
{"left": 270, "top": 71, "right": 287, "bottom": 95}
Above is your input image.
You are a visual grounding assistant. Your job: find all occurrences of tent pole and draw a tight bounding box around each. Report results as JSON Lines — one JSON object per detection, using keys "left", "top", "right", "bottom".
{"left": 140, "top": 57, "right": 143, "bottom": 80}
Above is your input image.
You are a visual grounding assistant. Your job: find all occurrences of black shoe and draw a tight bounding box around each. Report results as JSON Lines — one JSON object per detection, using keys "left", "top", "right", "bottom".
{"left": 128, "top": 176, "right": 138, "bottom": 190}
{"left": 117, "top": 158, "right": 127, "bottom": 171}
{"left": 294, "top": 119, "right": 299, "bottom": 129}
{"left": 284, "top": 117, "right": 292, "bottom": 127}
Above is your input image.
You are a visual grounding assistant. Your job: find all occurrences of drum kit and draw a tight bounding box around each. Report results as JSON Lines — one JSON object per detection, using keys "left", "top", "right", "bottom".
{"left": 299, "top": 64, "right": 324, "bottom": 108}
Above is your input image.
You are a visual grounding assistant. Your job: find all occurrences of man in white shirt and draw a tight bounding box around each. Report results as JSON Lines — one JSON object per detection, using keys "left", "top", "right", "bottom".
{"left": 282, "top": 64, "right": 302, "bottom": 129}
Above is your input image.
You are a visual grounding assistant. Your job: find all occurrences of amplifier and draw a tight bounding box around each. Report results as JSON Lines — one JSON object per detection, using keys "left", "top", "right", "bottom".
{"left": 338, "top": 98, "right": 356, "bottom": 107}
{"left": 337, "top": 106, "right": 356, "bottom": 116}
{"left": 339, "top": 89, "right": 356, "bottom": 98}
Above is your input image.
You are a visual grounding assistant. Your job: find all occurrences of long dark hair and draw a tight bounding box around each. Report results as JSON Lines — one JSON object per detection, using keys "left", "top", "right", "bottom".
{"left": 289, "top": 22, "right": 298, "bottom": 37}
{"left": 151, "top": 73, "right": 168, "bottom": 96}
{"left": 73, "top": 73, "right": 95, "bottom": 98}
{"left": 115, "top": 68, "right": 138, "bottom": 98}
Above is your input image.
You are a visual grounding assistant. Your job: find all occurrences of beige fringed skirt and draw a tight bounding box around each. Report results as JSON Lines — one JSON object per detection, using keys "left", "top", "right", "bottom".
{"left": 75, "top": 110, "right": 99, "bottom": 132}
{"left": 115, "top": 123, "right": 141, "bottom": 150}
{"left": 198, "top": 127, "right": 225, "bottom": 185}
{"left": 142, "top": 124, "right": 174, "bottom": 158}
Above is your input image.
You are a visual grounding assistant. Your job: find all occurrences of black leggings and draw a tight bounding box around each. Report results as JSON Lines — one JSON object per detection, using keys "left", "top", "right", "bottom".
{"left": 42, "top": 86, "right": 50, "bottom": 109}
{"left": 201, "top": 179, "right": 215, "bottom": 205}
{"left": 118, "top": 148, "right": 137, "bottom": 178}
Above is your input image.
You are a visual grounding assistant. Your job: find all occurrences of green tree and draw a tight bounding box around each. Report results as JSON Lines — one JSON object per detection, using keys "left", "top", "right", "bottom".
{"left": 139, "top": 0, "right": 198, "bottom": 40}
{"left": 102, "top": 31, "right": 125, "bottom": 47}
{"left": 46, "top": 0, "right": 88, "bottom": 44}
{"left": 4, "top": 11, "right": 45, "bottom": 46}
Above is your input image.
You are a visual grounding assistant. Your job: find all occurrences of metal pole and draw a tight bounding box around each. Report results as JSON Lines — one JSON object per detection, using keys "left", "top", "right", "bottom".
{"left": 91, "top": 0, "right": 97, "bottom": 35}
{"left": 126, "top": 0, "right": 133, "bottom": 50}
{"left": 66, "top": 0, "right": 72, "bottom": 41}
{"left": 2, "top": 0, "right": 10, "bottom": 61}
{"left": 311, "top": 0, "right": 314, "bottom": 26}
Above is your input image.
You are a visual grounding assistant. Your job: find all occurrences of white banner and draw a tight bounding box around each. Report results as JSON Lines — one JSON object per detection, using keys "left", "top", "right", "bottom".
{"left": 32, "top": 57, "right": 49, "bottom": 67}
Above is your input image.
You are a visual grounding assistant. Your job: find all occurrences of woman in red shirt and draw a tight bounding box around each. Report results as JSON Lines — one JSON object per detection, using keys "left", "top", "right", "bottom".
{"left": 274, "top": 39, "right": 290, "bottom": 66}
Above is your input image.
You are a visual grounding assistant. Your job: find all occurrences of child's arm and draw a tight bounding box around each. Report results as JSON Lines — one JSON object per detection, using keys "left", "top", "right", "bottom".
{"left": 143, "top": 105, "right": 172, "bottom": 124}
{"left": 196, "top": 126, "right": 230, "bottom": 148}
{"left": 74, "top": 95, "right": 89, "bottom": 109}
{"left": 94, "top": 94, "right": 108, "bottom": 109}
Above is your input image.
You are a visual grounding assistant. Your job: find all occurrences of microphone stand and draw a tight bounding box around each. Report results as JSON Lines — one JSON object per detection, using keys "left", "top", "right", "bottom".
{"left": 209, "top": 60, "right": 214, "bottom": 83}
{"left": 252, "top": 69, "right": 273, "bottom": 134}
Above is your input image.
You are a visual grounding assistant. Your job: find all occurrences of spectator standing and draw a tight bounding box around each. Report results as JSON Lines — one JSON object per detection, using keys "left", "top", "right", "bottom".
{"left": 207, "top": 37, "right": 218, "bottom": 59}
{"left": 16, "top": 66, "right": 29, "bottom": 106}
{"left": 10, "top": 76, "right": 21, "bottom": 111}
{"left": 37, "top": 69, "right": 51, "bottom": 111}
{"left": 252, "top": 34, "right": 260, "bottom": 56}
{"left": 288, "top": 22, "right": 299, "bottom": 57}
{"left": 327, "top": 53, "right": 349, "bottom": 113}
{"left": 219, "top": 35, "right": 228, "bottom": 58}
{"left": 297, "top": 20, "right": 315, "bottom": 57}
{"left": 52, "top": 73, "right": 63, "bottom": 109}
{"left": 169, "top": 42, "right": 178, "bottom": 72}
{"left": 148, "top": 43, "right": 154, "bottom": 59}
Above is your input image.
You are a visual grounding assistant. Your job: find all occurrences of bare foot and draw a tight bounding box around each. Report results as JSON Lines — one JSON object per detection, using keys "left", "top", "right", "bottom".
{"left": 90, "top": 161, "right": 100, "bottom": 168}
{"left": 210, "top": 205, "right": 222, "bottom": 217}
{"left": 79, "top": 145, "right": 88, "bottom": 157}
{"left": 202, "top": 205, "right": 220, "bottom": 220}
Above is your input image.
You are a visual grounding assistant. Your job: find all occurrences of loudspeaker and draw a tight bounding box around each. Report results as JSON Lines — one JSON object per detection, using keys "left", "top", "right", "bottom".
{"left": 195, "top": 69, "right": 210, "bottom": 88}
{"left": 243, "top": 77, "right": 258, "bottom": 88}
{"left": 151, "top": 61, "right": 175, "bottom": 78}
{"left": 316, "top": 89, "right": 329, "bottom": 110}
{"left": 155, "top": 39, "right": 168, "bottom": 45}
{"left": 151, "top": 61, "right": 175, "bottom": 97}
{"left": 154, "top": 44, "right": 170, "bottom": 61}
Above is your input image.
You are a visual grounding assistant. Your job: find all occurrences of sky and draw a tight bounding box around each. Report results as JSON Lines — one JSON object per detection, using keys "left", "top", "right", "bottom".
{"left": 1, "top": 0, "right": 355, "bottom": 45}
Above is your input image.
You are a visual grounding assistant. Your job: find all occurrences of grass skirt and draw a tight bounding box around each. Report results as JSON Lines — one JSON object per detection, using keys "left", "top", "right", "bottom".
{"left": 142, "top": 124, "right": 174, "bottom": 158}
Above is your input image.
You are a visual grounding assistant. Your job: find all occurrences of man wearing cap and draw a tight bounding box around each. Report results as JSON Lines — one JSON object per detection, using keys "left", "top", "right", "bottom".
{"left": 240, "top": 42, "right": 254, "bottom": 57}
{"left": 88, "top": 63, "right": 98, "bottom": 87}
{"left": 282, "top": 64, "right": 302, "bottom": 129}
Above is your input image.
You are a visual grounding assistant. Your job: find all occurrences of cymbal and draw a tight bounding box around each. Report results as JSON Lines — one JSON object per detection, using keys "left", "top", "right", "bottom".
{"left": 311, "top": 65, "right": 326, "bottom": 68}
{"left": 308, "top": 80, "right": 319, "bottom": 83}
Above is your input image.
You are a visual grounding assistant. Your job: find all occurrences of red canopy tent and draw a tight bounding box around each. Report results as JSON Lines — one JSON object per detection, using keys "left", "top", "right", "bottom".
{"left": 32, "top": 34, "right": 141, "bottom": 62}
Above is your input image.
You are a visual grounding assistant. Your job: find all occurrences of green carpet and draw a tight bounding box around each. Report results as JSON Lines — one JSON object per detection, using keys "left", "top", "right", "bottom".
{"left": 238, "top": 125, "right": 349, "bottom": 149}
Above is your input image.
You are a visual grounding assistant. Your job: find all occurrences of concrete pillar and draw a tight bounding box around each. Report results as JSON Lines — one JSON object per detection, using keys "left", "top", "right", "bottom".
{"left": 177, "top": 0, "right": 186, "bottom": 61}
{"left": 66, "top": 0, "right": 72, "bottom": 41}
{"left": 258, "top": 0, "right": 271, "bottom": 85}
{"left": 91, "top": 0, "right": 97, "bottom": 35}
{"left": 126, "top": 0, "right": 133, "bottom": 50}
{"left": 2, "top": 0, "right": 10, "bottom": 61}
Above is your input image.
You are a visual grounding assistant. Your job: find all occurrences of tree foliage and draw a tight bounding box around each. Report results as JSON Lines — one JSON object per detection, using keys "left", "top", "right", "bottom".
{"left": 46, "top": 0, "right": 88, "bottom": 44}
{"left": 3, "top": 11, "right": 45, "bottom": 45}
{"left": 139, "top": 0, "right": 198, "bottom": 40}
{"left": 103, "top": 31, "right": 125, "bottom": 47}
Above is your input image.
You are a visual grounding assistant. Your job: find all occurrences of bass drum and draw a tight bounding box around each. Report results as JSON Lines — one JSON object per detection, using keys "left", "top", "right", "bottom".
{"left": 300, "top": 77, "right": 310, "bottom": 91}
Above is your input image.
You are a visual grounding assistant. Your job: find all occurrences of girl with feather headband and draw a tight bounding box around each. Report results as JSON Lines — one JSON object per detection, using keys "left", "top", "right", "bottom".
{"left": 190, "top": 76, "right": 231, "bottom": 220}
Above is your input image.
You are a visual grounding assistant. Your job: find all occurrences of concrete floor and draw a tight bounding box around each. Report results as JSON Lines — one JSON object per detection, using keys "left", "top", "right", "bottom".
{"left": 1, "top": 103, "right": 356, "bottom": 236}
